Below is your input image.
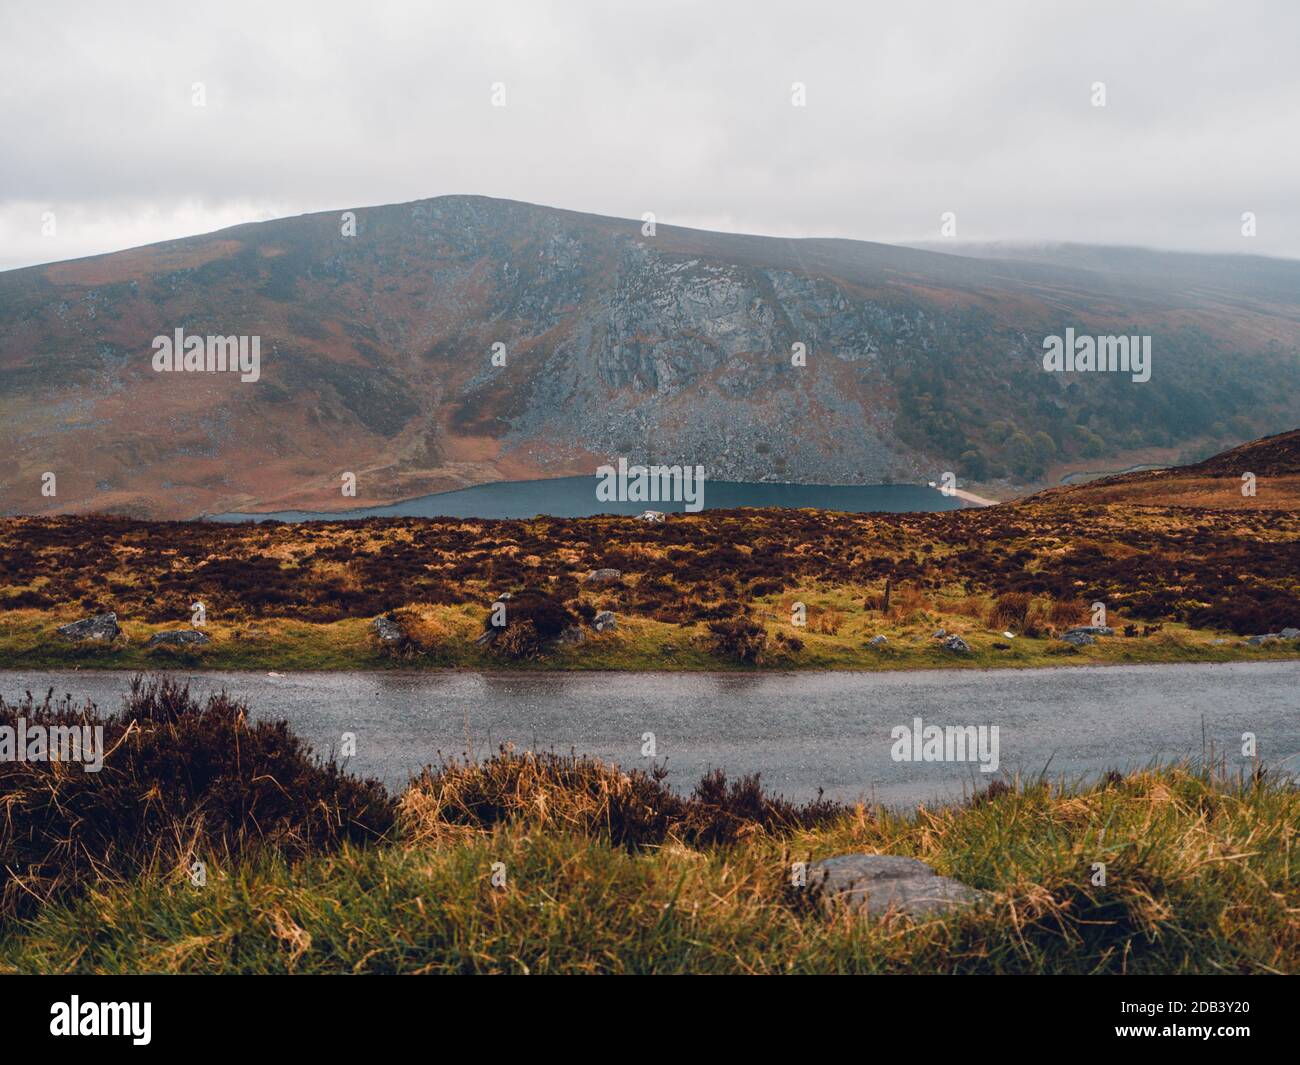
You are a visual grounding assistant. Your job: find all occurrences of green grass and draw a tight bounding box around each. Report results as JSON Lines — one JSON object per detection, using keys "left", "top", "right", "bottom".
{"left": 3, "top": 765, "right": 1296, "bottom": 974}
{"left": 2, "top": 601, "right": 1297, "bottom": 672}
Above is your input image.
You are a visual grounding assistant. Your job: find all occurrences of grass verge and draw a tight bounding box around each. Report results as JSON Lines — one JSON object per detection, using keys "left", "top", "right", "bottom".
{"left": 3, "top": 599, "right": 1298, "bottom": 672}
{"left": 1, "top": 679, "right": 1296, "bottom": 974}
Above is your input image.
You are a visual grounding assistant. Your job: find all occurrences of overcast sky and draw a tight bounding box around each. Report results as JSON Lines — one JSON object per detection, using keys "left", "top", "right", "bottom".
{"left": 2, "top": 0, "right": 1298, "bottom": 271}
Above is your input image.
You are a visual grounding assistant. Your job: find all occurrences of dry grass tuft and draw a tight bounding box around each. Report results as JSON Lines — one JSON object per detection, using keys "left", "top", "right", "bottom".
{"left": 400, "top": 747, "right": 843, "bottom": 849}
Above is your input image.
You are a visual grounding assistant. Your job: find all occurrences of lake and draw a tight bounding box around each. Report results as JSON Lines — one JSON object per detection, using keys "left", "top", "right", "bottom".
{"left": 210, "top": 476, "right": 965, "bottom": 521}
{"left": 5, "top": 662, "right": 1296, "bottom": 808}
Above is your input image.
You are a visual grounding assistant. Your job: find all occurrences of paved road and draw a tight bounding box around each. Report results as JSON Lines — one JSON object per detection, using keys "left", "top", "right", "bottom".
{"left": 3, "top": 663, "right": 1296, "bottom": 806}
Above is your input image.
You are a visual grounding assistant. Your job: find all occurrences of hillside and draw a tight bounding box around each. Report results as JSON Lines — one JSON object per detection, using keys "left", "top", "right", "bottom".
{"left": 3, "top": 196, "right": 1300, "bottom": 518}
{"left": 1028, "top": 427, "right": 1300, "bottom": 508}
{"left": 3, "top": 429, "right": 1299, "bottom": 673}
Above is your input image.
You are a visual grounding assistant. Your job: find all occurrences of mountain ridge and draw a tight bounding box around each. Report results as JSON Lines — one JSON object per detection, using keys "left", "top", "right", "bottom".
{"left": 3, "top": 194, "right": 1299, "bottom": 519}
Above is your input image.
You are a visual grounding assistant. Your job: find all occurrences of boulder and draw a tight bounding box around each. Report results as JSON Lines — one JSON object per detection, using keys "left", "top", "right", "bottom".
{"left": 371, "top": 616, "right": 403, "bottom": 643}
{"left": 806, "top": 854, "right": 988, "bottom": 919}
{"left": 1064, "top": 626, "right": 1114, "bottom": 637}
{"left": 868, "top": 634, "right": 888, "bottom": 647}
{"left": 1280, "top": 627, "right": 1300, "bottom": 640}
{"left": 146, "top": 629, "right": 210, "bottom": 647}
{"left": 932, "top": 629, "right": 947, "bottom": 639}
{"left": 943, "top": 634, "right": 971, "bottom": 654}
{"left": 557, "top": 625, "right": 586, "bottom": 646}
{"left": 637, "top": 510, "right": 666, "bottom": 523}
{"left": 1247, "top": 634, "right": 1279, "bottom": 645}
{"left": 593, "top": 610, "right": 617, "bottom": 633}
{"left": 583, "top": 568, "right": 622, "bottom": 586}
{"left": 1061, "top": 630, "right": 1096, "bottom": 647}
{"left": 57, "top": 612, "right": 120, "bottom": 642}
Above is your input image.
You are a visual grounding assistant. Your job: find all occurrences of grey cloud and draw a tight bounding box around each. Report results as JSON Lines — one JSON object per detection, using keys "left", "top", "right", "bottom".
{"left": 1, "top": 0, "right": 1297, "bottom": 270}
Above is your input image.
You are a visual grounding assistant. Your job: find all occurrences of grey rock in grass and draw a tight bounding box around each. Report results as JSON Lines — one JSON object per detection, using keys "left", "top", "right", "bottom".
{"left": 56, "top": 612, "right": 120, "bottom": 642}
{"left": 1280, "top": 627, "right": 1300, "bottom": 639}
{"left": 583, "top": 568, "right": 623, "bottom": 585}
{"left": 1247, "top": 633, "right": 1281, "bottom": 645}
{"left": 1061, "top": 630, "right": 1097, "bottom": 647}
{"left": 807, "top": 854, "right": 989, "bottom": 919}
{"left": 1064, "top": 626, "right": 1114, "bottom": 637}
{"left": 932, "top": 629, "right": 947, "bottom": 639}
{"left": 942, "top": 634, "right": 971, "bottom": 654}
{"left": 557, "top": 625, "right": 586, "bottom": 646}
{"left": 146, "top": 629, "right": 210, "bottom": 647}
{"left": 593, "top": 610, "right": 617, "bottom": 632}
{"left": 372, "top": 616, "right": 403, "bottom": 643}
{"left": 868, "top": 634, "right": 888, "bottom": 647}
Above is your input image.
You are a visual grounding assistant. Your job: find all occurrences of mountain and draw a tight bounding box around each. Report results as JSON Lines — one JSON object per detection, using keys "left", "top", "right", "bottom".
{"left": 2, "top": 195, "right": 1299, "bottom": 519}
{"left": 1028, "top": 427, "right": 1300, "bottom": 509}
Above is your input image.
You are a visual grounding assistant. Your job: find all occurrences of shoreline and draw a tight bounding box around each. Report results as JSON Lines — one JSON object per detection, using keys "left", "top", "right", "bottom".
{"left": 207, "top": 475, "right": 978, "bottom": 523}
{"left": 2, "top": 652, "right": 1300, "bottom": 681}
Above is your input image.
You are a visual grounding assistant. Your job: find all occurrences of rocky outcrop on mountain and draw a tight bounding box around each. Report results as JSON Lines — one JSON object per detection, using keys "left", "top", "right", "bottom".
{"left": 3, "top": 195, "right": 1299, "bottom": 518}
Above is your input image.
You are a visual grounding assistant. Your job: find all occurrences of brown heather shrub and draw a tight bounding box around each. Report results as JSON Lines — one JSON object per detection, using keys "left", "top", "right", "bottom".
{"left": 400, "top": 747, "right": 844, "bottom": 849}
{"left": 494, "top": 619, "right": 542, "bottom": 659}
{"left": 886, "top": 583, "right": 931, "bottom": 623}
{"left": 486, "top": 589, "right": 576, "bottom": 640}
{"left": 1047, "top": 598, "right": 1089, "bottom": 629}
{"left": 0, "top": 588, "right": 55, "bottom": 609}
{"left": 1023, "top": 608, "right": 1050, "bottom": 638}
{"left": 393, "top": 606, "right": 449, "bottom": 652}
{"left": 373, "top": 606, "right": 450, "bottom": 659}
{"left": 982, "top": 592, "right": 1053, "bottom": 637}
{"left": 774, "top": 630, "right": 805, "bottom": 653}
{"left": 481, "top": 589, "right": 579, "bottom": 659}
{"left": 1186, "top": 588, "right": 1300, "bottom": 636}
{"left": 952, "top": 594, "right": 989, "bottom": 619}
{"left": 0, "top": 675, "right": 394, "bottom": 919}
{"left": 969, "top": 778, "right": 1013, "bottom": 807}
{"left": 987, "top": 592, "right": 1033, "bottom": 631}
{"left": 706, "top": 616, "right": 768, "bottom": 663}
{"left": 814, "top": 608, "right": 844, "bottom": 635}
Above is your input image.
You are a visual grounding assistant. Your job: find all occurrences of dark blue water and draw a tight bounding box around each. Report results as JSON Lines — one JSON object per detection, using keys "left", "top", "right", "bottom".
{"left": 211, "top": 476, "right": 965, "bottom": 522}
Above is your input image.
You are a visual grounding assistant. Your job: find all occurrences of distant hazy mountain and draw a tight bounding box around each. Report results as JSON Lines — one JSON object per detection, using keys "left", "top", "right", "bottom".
{"left": 2, "top": 196, "right": 1298, "bottom": 518}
